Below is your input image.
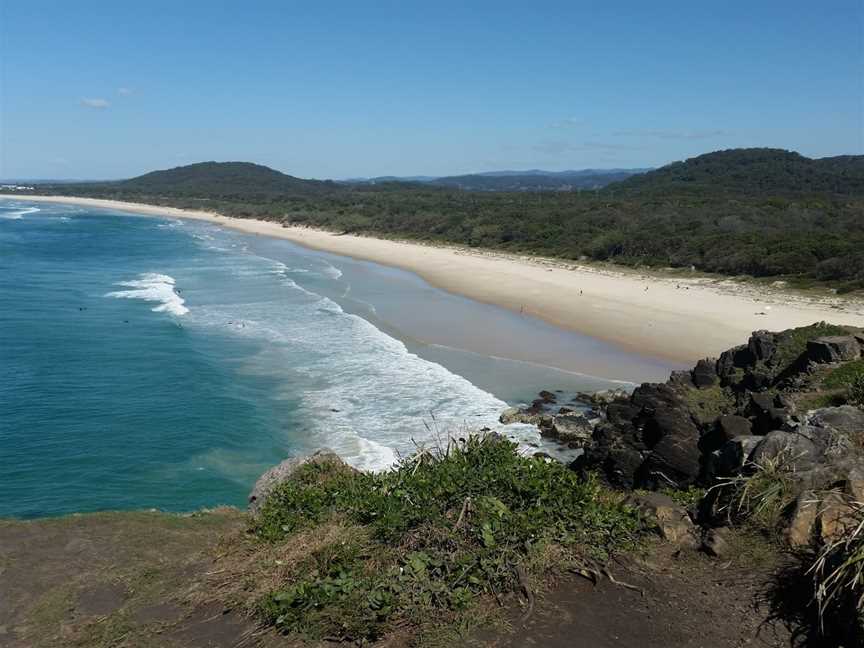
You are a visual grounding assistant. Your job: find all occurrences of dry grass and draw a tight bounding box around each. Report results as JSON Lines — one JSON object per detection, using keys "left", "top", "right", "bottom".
{"left": 193, "top": 517, "right": 374, "bottom": 614}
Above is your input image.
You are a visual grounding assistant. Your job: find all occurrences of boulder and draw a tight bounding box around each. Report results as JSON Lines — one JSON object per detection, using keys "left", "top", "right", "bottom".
{"left": 785, "top": 491, "right": 819, "bottom": 547}
{"left": 844, "top": 465, "right": 864, "bottom": 502}
{"left": 749, "top": 430, "right": 823, "bottom": 470}
{"left": 748, "top": 330, "right": 777, "bottom": 364}
{"left": 248, "top": 449, "right": 349, "bottom": 515}
{"left": 691, "top": 358, "right": 719, "bottom": 389}
{"left": 642, "top": 407, "right": 700, "bottom": 447}
{"left": 627, "top": 492, "right": 696, "bottom": 546}
{"left": 538, "top": 390, "right": 558, "bottom": 404}
{"left": 818, "top": 492, "right": 857, "bottom": 542}
{"left": 747, "top": 393, "right": 791, "bottom": 434}
{"left": 711, "top": 435, "right": 762, "bottom": 478}
{"left": 806, "top": 336, "right": 861, "bottom": 364}
{"left": 549, "top": 414, "right": 594, "bottom": 447}
{"left": 700, "top": 415, "right": 752, "bottom": 454}
{"left": 630, "top": 383, "right": 682, "bottom": 414}
{"left": 716, "top": 344, "right": 754, "bottom": 382}
{"left": 806, "top": 406, "right": 864, "bottom": 437}
{"left": 606, "top": 402, "right": 640, "bottom": 428}
{"left": 499, "top": 407, "right": 544, "bottom": 426}
{"left": 716, "top": 415, "right": 752, "bottom": 442}
{"left": 575, "top": 389, "right": 629, "bottom": 406}
{"left": 642, "top": 425, "right": 701, "bottom": 487}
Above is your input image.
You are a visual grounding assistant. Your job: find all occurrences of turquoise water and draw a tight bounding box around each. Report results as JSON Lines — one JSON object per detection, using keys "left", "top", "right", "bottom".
{"left": 0, "top": 200, "right": 674, "bottom": 518}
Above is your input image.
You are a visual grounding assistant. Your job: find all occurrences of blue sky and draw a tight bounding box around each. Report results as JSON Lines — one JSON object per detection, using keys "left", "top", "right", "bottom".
{"left": 0, "top": 0, "right": 861, "bottom": 179}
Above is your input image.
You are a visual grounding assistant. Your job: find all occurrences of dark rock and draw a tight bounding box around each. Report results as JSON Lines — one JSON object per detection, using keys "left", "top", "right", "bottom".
{"left": 538, "top": 390, "right": 558, "bottom": 403}
{"left": 806, "top": 336, "right": 861, "bottom": 364}
{"left": 716, "top": 415, "right": 753, "bottom": 442}
{"left": 669, "top": 370, "right": 694, "bottom": 387}
{"left": 642, "top": 407, "right": 699, "bottom": 448}
{"left": 711, "top": 435, "right": 762, "bottom": 478}
{"left": 631, "top": 383, "right": 682, "bottom": 413}
{"left": 572, "top": 440, "right": 645, "bottom": 490}
{"left": 747, "top": 392, "right": 791, "bottom": 434}
{"left": 606, "top": 402, "right": 640, "bottom": 428}
{"left": 716, "top": 344, "right": 754, "bottom": 382}
{"left": 643, "top": 426, "right": 701, "bottom": 487}
{"left": 748, "top": 330, "right": 777, "bottom": 363}
{"left": 749, "top": 429, "right": 824, "bottom": 470}
{"left": 249, "top": 449, "right": 349, "bottom": 514}
{"left": 806, "top": 406, "right": 864, "bottom": 438}
{"left": 701, "top": 415, "right": 752, "bottom": 454}
{"left": 558, "top": 406, "right": 576, "bottom": 415}
{"left": 692, "top": 358, "right": 719, "bottom": 388}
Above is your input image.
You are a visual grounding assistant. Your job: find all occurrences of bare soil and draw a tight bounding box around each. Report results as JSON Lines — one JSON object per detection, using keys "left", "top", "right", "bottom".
{"left": 0, "top": 511, "right": 812, "bottom": 648}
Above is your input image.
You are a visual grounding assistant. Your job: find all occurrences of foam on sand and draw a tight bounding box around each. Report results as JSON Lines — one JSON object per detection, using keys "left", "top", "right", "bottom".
{"left": 105, "top": 272, "right": 189, "bottom": 316}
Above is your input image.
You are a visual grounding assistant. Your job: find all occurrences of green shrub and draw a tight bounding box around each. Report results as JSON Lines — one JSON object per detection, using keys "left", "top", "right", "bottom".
{"left": 849, "top": 374, "right": 864, "bottom": 407}
{"left": 254, "top": 435, "right": 640, "bottom": 641}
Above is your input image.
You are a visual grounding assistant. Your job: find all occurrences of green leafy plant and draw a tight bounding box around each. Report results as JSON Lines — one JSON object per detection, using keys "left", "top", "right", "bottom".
{"left": 253, "top": 435, "right": 640, "bottom": 641}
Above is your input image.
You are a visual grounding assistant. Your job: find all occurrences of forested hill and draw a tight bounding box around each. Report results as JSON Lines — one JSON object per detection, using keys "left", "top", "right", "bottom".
{"left": 29, "top": 150, "right": 864, "bottom": 291}
{"left": 113, "top": 162, "right": 337, "bottom": 197}
{"left": 606, "top": 148, "right": 864, "bottom": 196}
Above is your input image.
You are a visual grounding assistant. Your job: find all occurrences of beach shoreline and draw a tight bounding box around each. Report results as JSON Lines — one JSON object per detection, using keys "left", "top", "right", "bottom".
{"left": 4, "top": 193, "right": 863, "bottom": 364}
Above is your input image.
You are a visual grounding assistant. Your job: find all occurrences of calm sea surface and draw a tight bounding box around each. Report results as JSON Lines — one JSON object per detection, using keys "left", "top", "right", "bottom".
{"left": 0, "top": 200, "right": 674, "bottom": 517}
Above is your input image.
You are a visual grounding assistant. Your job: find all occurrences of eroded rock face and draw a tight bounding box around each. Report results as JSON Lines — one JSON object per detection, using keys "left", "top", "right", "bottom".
{"left": 805, "top": 406, "right": 864, "bottom": 438}
{"left": 807, "top": 336, "right": 861, "bottom": 364}
{"left": 248, "top": 450, "right": 348, "bottom": 515}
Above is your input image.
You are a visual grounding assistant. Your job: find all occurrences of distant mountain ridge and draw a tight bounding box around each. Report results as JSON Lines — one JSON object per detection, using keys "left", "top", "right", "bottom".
{"left": 349, "top": 168, "right": 649, "bottom": 191}
{"left": 606, "top": 148, "right": 864, "bottom": 195}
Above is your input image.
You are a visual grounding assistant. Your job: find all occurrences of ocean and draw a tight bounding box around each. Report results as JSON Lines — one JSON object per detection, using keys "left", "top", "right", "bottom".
{"left": 0, "top": 199, "right": 674, "bottom": 518}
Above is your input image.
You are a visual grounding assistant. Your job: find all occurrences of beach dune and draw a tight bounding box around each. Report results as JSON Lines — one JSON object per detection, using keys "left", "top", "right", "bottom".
{"left": 5, "top": 194, "right": 863, "bottom": 364}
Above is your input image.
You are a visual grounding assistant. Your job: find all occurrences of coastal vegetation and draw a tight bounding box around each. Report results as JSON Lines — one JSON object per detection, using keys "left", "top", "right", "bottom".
{"left": 245, "top": 436, "right": 639, "bottom": 641}
{"left": 6, "top": 324, "right": 864, "bottom": 646}
{"left": 31, "top": 148, "right": 864, "bottom": 291}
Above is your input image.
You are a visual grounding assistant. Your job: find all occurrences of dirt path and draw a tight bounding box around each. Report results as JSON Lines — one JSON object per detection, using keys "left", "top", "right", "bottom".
{"left": 1, "top": 512, "right": 805, "bottom": 648}
{"left": 476, "top": 541, "right": 799, "bottom": 648}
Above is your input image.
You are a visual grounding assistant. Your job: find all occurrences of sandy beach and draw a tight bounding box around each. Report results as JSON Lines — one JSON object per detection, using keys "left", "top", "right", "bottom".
{"left": 5, "top": 194, "right": 863, "bottom": 364}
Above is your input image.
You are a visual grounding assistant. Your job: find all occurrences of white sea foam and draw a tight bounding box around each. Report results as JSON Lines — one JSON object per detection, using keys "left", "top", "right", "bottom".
{"left": 105, "top": 272, "right": 189, "bottom": 316}
{"left": 189, "top": 268, "right": 539, "bottom": 471}
{"left": 0, "top": 206, "right": 40, "bottom": 220}
{"left": 320, "top": 263, "right": 343, "bottom": 279}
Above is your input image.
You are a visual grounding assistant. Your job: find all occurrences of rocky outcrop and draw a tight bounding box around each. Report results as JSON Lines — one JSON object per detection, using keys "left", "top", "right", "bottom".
{"left": 248, "top": 449, "right": 350, "bottom": 515}
{"left": 807, "top": 336, "right": 861, "bottom": 364}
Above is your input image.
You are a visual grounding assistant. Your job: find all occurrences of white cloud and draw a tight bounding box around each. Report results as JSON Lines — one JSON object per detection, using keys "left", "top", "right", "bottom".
{"left": 117, "top": 87, "right": 133, "bottom": 96}
{"left": 80, "top": 98, "right": 110, "bottom": 109}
